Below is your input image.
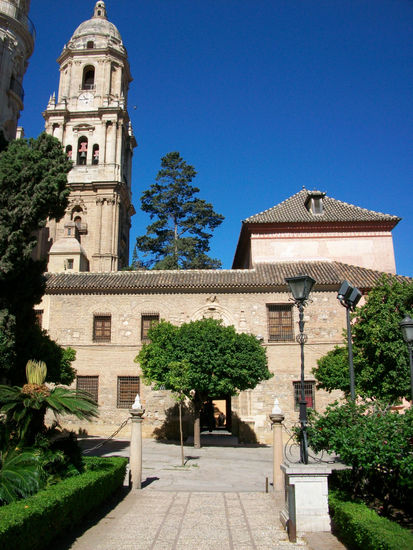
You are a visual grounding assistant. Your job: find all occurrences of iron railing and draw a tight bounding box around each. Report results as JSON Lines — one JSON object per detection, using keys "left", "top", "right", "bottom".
{"left": 0, "top": 1, "right": 36, "bottom": 40}
{"left": 9, "top": 76, "right": 24, "bottom": 101}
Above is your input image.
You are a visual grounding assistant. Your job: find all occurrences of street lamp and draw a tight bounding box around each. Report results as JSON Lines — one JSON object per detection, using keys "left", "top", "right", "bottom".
{"left": 399, "top": 315, "right": 413, "bottom": 402}
{"left": 337, "top": 281, "right": 362, "bottom": 401}
{"left": 285, "top": 274, "right": 316, "bottom": 465}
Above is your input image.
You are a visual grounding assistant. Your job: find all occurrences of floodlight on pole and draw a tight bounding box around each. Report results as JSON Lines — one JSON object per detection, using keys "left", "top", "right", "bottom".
{"left": 337, "top": 280, "right": 362, "bottom": 401}
{"left": 399, "top": 315, "right": 413, "bottom": 402}
{"left": 285, "top": 274, "right": 315, "bottom": 465}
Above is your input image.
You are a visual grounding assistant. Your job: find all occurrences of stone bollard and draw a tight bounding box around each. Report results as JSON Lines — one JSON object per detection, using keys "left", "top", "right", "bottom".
{"left": 129, "top": 408, "right": 144, "bottom": 489}
{"left": 269, "top": 398, "right": 285, "bottom": 494}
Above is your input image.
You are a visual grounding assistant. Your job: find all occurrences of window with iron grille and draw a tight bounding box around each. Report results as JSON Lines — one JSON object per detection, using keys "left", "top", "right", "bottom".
{"left": 34, "top": 310, "right": 43, "bottom": 328}
{"left": 141, "top": 313, "right": 159, "bottom": 341}
{"left": 93, "top": 315, "right": 111, "bottom": 342}
{"left": 76, "top": 376, "right": 99, "bottom": 403}
{"left": 267, "top": 304, "right": 294, "bottom": 341}
{"left": 293, "top": 381, "right": 315, "bottom": 411}
{"left": 117, "top": 376, "right": 140, "bottom": 408}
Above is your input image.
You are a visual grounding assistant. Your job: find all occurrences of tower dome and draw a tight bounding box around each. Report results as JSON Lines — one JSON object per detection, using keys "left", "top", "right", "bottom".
{"left": 68, "top": 1, "right": 125, "bottom": 53}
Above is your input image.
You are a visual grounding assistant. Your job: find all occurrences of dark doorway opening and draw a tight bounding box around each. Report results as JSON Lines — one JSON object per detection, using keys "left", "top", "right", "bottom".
{"left": 201, "top": 396, "right": 231, "bottom": 433}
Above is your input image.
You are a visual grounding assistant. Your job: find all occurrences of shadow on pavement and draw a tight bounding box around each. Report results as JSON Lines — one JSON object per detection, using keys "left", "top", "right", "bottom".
{"left": 78, "top": 437, "right": 130, "bottom": 456}
{"left": 142, "top": 476, "right": 160, "bottom": 488}
{"left": 49, "top": 486, "right": 130, "bottom": 550}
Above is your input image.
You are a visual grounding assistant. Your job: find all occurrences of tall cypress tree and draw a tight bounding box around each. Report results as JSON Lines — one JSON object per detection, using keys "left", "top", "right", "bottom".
{"left": 0, "top": 133, "right": 74, "bottom": 384}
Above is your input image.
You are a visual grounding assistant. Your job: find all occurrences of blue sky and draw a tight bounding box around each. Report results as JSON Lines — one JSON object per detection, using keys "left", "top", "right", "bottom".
{"left": 20, "top": 1, "right": 412, "bottom": 275}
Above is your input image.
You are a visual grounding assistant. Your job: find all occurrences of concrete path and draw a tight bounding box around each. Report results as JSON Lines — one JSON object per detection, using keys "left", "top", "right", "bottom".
{"left": 66, "top": 491, "right": 307, "bottom": 550}
{"left": 56, "top": 438, "right": 346, "bottom": 550}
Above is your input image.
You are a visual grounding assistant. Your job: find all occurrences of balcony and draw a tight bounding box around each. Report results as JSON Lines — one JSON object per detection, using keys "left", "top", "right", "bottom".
{"left": 9, "top": 76, "right": 24, "bottom": 101}
{"left": 0, "top": 1, "right": 36, "bottom": 40}
{"left": 79, "top": 84, "right": 96, "bottom": 91}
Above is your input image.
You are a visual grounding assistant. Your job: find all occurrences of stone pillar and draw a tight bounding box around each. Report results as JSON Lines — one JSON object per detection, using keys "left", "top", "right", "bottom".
{"left": 269, "top": 410, "right": 285, "bottom": 493}
{"left": 280, "top": 463, "right": 333, "bottom": 533}
{"left": 129, "top": 408, "right": 144, "bottom": 489}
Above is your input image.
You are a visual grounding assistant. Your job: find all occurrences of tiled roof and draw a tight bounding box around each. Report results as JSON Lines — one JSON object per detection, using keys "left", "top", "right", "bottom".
{"left": 244, "top": 188, "right": 401, "bottom": 224}
{"left": 45, "top": 262, "right": 409, "bottom": 294}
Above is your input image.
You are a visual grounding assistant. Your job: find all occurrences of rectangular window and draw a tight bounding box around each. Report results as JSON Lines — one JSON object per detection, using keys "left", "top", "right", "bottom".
{"left": 76, "top": 375, "right": 99, "bottom": 403}
{"left": 267, "top": 304, "right": 294, "bottom": 341}
{"left": 141, "top": 313, "right": 159, "bottom": 341}
{"left": 117, "top": 376, "right": 140, "bottom": 409}
{"left": 34, "top": 310, "right": 43, "bottom": 328}
{"left": 93, "top": 315, "right": 111, "bottom": 342}
{"left": 293, "top": 381, "right": 315, "bottom": 411}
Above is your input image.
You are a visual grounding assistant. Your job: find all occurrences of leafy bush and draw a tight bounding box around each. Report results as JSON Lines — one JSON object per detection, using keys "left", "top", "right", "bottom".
{"left": 313, "top": 276, "right": 413, "bottom": 402}
{"left": 34, "top": 429, "right": 84, "bottom": 485}
{"left": 329, "top": 491, "right": 413, "bottom": 550}
{"left": 0, "top": 456, "right": 127, "bottom": 550}
{"left": 307, "top": 400, "right": 413, "bottom": 509}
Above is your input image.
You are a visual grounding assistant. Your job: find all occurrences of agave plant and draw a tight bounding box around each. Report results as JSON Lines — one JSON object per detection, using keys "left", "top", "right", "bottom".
{"left": 0, "top": 360, "right": 98, "bottom": 447}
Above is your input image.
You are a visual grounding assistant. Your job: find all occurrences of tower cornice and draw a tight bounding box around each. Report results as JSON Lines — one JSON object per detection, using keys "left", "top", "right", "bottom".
{"left": 57, "top": 47, "right": 132, "bottom": 83}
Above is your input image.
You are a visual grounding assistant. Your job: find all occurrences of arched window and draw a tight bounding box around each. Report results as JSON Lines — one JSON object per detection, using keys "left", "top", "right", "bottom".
{"left": 77, "top": 137, "right": 88, "bottom": 165}
{"left": 82, "top": 66, "right": 95, "bottom": 90}
{"left": 92, "top": 144, "right": 99, "bottom": 165}
{"left": 66, "top": 145, "right": 72, "bottom": 160}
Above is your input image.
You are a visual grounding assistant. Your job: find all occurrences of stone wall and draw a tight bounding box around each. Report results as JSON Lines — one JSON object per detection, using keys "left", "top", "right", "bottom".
{"left": 40, "top": 286, "right": 345, "bottom": 443}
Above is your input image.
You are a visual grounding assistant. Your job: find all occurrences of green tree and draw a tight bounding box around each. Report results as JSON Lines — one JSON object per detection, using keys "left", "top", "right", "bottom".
{"left": 306, "top": 400, "right": 413, "bottom": 511}
{"left": 136, "top": 318, "right": 271, "bottom": 447}
{"left": 0, "top": 133, "right": 73, "bottom": 384}
{"left": 136, "top": 152, "right": 224, "bottom": 269}
{"left": 313, "top": 276, "right": 413, "bottom": 403}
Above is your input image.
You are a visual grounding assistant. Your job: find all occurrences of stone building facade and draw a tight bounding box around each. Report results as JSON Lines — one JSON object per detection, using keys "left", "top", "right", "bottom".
{"left": 36, "top": 3, "right": 408, "bottom": 444}
{"left": 40, "top": 258, "right": 408, "bottom": 443}
{"left": 0, "top": 0, "right": 34, "bottom": 145}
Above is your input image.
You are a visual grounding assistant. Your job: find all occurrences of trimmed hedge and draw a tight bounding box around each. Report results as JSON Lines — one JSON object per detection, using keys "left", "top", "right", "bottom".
{"left": 329, "top": 491, "right": 413, "bottom": 550}
{"left": 0, "top": 456, "right": 127, "bottom": 550}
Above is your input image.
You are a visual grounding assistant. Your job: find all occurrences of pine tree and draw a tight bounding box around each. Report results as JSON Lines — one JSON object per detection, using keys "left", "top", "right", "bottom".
{"left": 136, "top": 152, "right": 224, "bottom": 269}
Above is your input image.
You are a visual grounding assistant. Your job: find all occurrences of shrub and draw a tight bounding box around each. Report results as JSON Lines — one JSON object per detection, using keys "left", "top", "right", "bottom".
{"left": 329, "top": 491, "right": 413, "bottom": 550}
{"left": 0, "top": 456, "right": 127, "bottom": 550}
{"left": 306, "top": 400, "right": 413, "bottom": 508}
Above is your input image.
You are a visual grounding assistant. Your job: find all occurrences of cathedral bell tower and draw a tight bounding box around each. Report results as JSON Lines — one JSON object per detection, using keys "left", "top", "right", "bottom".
{"left": 43, "top": 1, "right": 136, "bottom": 272}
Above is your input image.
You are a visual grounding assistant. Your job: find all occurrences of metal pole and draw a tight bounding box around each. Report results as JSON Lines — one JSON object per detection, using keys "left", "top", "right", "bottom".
{"left": 298, "top": 303, "right": 308, "bottom": 464}
{"left": 346, "top": 306, "right": 356, "bottom": 401}
{"left": 409, "top": 344, "right": 413, "bottom": 403}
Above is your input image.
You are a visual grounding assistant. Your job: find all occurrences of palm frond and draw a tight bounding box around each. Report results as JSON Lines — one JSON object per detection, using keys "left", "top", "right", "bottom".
{"left": 0, "top": 450, "right": 41, "bottom": 504}
{"left": 45, "top": 387, "right": 98, "bottom": 420}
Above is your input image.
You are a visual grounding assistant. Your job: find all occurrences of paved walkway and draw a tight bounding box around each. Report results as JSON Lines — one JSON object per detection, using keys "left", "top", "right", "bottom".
{"left": 68, "top": 491, "right": 307, "bottom": 550}
{"left": 54, "top": 438, "right": 346, "bottom": 550}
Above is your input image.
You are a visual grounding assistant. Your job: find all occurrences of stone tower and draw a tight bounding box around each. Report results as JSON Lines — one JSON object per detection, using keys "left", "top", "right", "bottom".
{"left": 43, "top": 1, "right": 136, "bottom": 272}
{"left": 0, "top": 0, "right": 35, "bottom": 145}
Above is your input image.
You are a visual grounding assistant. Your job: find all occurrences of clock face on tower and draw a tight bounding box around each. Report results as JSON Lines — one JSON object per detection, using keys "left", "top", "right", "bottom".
{"left": 78, "top": 92, "right": 94, "bottom": 106}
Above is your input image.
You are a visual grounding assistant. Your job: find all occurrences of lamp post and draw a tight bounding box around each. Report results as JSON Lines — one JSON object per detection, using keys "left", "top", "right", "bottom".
{"left": 399, "top": 315, "right": 413, "bottom": 402}
{"left": 285, "top": 274, "right": 316, "bottom": 465}
{"left": 337, "top": 281, "right": 362, "bottom": 401}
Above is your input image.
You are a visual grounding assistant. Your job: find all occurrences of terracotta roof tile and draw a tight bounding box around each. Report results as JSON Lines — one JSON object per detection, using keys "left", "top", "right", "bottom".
{"left": 244, "top": 188, "right": 401, "bottom": 224}
{"left": 45, "top": 262, "right": 409, "bottom": 294}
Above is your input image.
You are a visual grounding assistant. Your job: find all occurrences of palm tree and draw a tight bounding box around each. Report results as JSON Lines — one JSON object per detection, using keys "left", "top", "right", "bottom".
{"left": 0, "top": 360, "right": 98, "bottom": 446}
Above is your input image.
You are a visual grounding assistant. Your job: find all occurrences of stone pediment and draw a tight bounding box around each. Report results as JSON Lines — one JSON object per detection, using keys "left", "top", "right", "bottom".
{"left": 73, "top": 123, "right": 95, "bottom": 133}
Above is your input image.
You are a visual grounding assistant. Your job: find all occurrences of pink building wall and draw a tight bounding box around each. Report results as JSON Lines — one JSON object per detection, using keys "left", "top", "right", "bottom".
{"left": 250, "top": 229, "right": 396, "bottom": 273}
